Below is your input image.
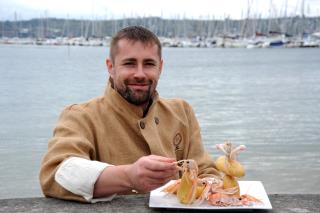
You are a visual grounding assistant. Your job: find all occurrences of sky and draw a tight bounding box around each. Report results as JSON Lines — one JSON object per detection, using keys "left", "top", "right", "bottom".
{"left": 1, "top": 0, "right": 320, "bottom": 21}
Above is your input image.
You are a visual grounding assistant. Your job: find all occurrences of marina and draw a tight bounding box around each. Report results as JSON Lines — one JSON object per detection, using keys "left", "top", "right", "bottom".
{"left": 1, "top": 32, "right": 320, "bottom": 48}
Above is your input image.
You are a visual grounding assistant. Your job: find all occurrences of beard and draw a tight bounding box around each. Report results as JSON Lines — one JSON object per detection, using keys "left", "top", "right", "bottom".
{"left": 115, "top": 79, "right": 156, "bottom": 106}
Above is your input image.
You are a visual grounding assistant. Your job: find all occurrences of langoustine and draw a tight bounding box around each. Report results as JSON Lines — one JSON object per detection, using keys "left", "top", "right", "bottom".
{"left": 161, "top": 142, "right": 263, "bottom": 207}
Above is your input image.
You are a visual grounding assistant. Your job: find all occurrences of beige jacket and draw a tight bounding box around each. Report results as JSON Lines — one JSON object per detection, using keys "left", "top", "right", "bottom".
{"left": 39, "top": 83, "right": 219, "bottom": 202}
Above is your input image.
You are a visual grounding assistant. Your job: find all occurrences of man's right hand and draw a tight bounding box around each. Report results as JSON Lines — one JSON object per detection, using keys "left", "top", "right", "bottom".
{"left": 125, "top": 155, "right": 178, "bottom": 193}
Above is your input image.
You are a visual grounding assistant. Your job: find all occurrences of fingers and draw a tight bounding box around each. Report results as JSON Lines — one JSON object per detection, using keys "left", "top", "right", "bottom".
{"left": 149, "top": 155, "right": 176, "bottom": 163}
{"left": 136, "top": 155, "right": 178, "bottom": 179}
{"left": 143, "top": 155, "right": 178, "bottom": 171}
{"left": 128, "top": 155, "right": 179, "bottom": 193}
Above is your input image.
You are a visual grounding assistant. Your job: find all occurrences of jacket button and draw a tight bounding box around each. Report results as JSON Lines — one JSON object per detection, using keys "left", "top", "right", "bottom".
{"left": 140, "top": 121, "right": 145, "bottom": 129}
{"left": 154, "top": 117, "right": 159, "bottom": 125}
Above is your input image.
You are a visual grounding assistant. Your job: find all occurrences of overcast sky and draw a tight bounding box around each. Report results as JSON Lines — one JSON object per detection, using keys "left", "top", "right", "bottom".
{"left": 1, "top": 0, "right": 320, "bottom": 21}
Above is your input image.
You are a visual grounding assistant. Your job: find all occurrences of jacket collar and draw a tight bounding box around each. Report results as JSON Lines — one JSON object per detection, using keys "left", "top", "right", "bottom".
{"left": 104, "top": 78, "right": 159, "bottom": 118}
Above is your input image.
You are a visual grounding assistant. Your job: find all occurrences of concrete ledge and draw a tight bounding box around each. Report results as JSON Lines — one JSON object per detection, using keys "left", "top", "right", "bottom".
{"left": 0, "top": 194, "right": 319, "bottom": 213}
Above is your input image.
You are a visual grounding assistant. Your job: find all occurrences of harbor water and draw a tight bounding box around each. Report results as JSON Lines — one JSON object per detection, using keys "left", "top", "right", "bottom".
{"left": 0, "top": 45, "right": 319, "bottom": 199}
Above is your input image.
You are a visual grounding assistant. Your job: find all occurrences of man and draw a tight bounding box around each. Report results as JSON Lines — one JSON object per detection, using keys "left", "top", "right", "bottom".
{"left": 39, "top": 26, "right": 219, "bottom": 203}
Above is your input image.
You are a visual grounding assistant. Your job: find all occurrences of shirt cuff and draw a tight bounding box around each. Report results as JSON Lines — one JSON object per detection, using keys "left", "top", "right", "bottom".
{"left": 55, "top": 156, "right": 116, "bottom": 202}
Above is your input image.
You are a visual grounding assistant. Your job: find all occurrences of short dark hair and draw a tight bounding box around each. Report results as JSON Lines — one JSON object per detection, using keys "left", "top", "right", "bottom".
{"left": 109, "top": 26, "right": 162, "bottom": 62}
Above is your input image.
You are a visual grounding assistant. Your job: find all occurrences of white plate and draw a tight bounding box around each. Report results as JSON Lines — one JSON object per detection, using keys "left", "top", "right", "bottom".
{"left": 149, "top": 180, "right": 272, "bottom": 210}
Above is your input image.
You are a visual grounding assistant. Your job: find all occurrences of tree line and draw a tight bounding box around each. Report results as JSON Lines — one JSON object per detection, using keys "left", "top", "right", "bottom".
{"left": 1, "top": 16, "right": 320, "bottom": 39}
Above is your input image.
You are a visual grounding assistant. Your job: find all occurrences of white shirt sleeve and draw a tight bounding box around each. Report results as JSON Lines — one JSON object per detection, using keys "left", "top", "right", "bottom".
{"left": 54, "top": 156, "right": 116, "bottom": 203}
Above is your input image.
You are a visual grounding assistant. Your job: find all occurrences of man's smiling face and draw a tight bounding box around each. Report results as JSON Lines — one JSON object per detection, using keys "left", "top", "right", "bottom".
{"left": 107, "top": 39, "right": 163, "bottom": 107}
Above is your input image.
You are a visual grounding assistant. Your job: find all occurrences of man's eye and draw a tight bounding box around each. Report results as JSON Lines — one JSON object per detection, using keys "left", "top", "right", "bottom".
{"left": 123, "top": 62, "right": 135, "bottom": 66}
{"left": 145, "top": 62, "right": 156, "bottom": 66}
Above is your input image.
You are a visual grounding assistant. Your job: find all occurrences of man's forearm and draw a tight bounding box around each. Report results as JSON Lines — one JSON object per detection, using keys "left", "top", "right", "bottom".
{"left": 93, "top": 165, "right": 133, "bottom": 198}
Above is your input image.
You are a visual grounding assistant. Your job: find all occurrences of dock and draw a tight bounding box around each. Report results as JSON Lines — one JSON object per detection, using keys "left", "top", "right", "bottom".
{"left": 0, "top": 194, "right": 319, "bottom": 212}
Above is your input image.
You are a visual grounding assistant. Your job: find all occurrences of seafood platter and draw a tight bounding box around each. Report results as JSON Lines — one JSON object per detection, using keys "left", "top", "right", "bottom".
{"left": 149, "top": 142, "right": 272, "bottom": 210}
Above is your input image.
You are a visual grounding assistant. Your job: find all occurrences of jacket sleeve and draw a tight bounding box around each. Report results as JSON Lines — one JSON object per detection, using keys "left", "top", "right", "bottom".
{"left": 39, "top": 105, "right": 98, "bottom": 202}
{"left": 183, "top": 101, "right": 221, "bottom": 179}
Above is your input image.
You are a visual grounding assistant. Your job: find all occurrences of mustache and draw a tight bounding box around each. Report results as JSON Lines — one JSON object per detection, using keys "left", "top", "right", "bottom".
{"left": 124, "top": 79, "right": 153, "bottom": 85}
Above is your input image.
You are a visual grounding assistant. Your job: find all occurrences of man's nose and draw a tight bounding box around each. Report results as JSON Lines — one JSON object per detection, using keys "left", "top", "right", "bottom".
{"left": 134, "top": 64, "right": 146, "bottom": 79}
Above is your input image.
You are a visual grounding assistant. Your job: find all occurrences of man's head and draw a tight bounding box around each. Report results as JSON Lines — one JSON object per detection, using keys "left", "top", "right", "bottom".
{"left": 107, "top": 26, "right": 163, "bottom": 109}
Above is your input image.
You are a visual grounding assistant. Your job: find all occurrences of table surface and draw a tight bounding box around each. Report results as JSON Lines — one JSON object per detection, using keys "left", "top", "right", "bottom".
{"left": 0, "top": 194, "right": 319, "bottom": 213}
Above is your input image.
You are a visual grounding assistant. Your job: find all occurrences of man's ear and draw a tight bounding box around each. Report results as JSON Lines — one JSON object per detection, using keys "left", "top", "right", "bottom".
{"left": 106, "top": 58, "right": 114, "bottom": 77}
{"left": 159, "top": 59, "right": 164, "bottom": 75}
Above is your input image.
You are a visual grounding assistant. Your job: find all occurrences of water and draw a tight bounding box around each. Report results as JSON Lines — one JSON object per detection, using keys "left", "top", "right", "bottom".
{"left": 0, "top": 45, "right": 319, "bottom": 199}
